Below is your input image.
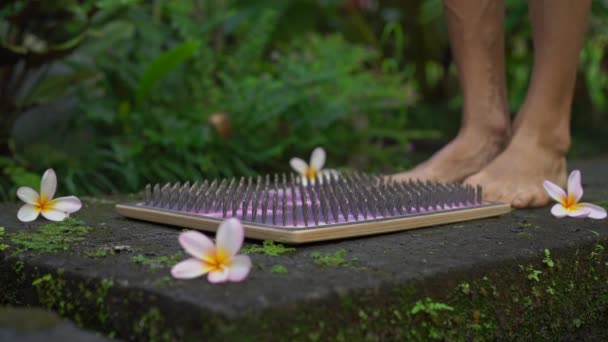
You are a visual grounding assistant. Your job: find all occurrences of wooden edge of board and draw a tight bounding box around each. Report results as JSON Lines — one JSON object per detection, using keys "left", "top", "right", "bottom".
{"left": 115, "top": 203, "right": 512, "bottom": 244}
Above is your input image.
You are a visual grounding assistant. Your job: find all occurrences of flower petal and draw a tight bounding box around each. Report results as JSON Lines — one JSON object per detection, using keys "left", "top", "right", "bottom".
{"left": 578, "top": 203, "right": 607, "bottom": 220}
{"left": 16, "top": 187, "right": 40, "bottom": 205}
{"left": 227, "top": 255, "right": 252, "bottom": 282}
{"left": 208, "top": 268, "right": 230, "bottom": 283}
{"left": 216, "top": 218, "right": 244, "bottom": 258}
{"left": 40, "top": 209, "right": 69, "bottom": 221}
{"left": 48, "top": 196, "right": 82, "bottom": 213}
{"left": 567, "top": 170, "right": 583, "bottom": 203}
{"left": 40, "top": 169, "right": 57, "bottom": 201}
{"left": 171, "top": 258, "right": 208, "bottom": 279}
{"left": 17, "top": 204, "right": 40, "bottom": 222}
{"left": 309, "top": 147, "right": 326, "bottom": 170}
{"left": 290, "top": 158, "right": 308, "bottom": 174}
{"left": 566, "top": 205, "right": 590, "bottom": 218}
{"left": 542, "top": 180, "right": 567, "bottom": 205}
{"left": 550, "top": 204, "right": 568, "bottom": 218}
{"left": 178, "top": 231, "right": 216, "bottom": 260}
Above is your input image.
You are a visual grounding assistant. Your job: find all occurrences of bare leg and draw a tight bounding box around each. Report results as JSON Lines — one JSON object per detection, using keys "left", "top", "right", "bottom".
{"left": 392, "top": 0, "right": 510, "bottom": 183}
{"left": 465, "top": 0, "right": 591, "bottom": 208}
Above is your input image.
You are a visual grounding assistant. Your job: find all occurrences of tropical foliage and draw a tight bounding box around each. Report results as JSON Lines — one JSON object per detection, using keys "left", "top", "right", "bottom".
{"left": 1, "top": 0, "right": 607, "bottom": 199}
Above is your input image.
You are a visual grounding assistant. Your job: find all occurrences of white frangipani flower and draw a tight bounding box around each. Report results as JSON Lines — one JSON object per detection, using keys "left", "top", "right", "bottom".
{"left": 171, "top": 218, "right": 252, "bottom": 283}
{"left": 543, "top": 170, "right": 606, "bottom": 219}
{"left": 290, "top": 147, "right": 335, "bottom": 186}
{"left": 16, "top": 169, "right": 82, "bottom": 222}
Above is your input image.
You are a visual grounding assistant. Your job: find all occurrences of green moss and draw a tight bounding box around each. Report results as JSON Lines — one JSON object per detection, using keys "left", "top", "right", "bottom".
{"left": 310, "top": 249, "right": 357, "bottom": 267}
{"left": 517, "top": 222, "right": 540, "bottom": 230}
{"left": 241, "top": 240, "right": 296, "bottom": 256}
{"left": 86, "top": 248, "right": 114, "bottom": 258}
{"left": 130, "top": 253, "right": 184, "bottom": 270}
{"left": 3, "top": 237, "right": 608, "bottom": 341}
{"left": 30, "top": 271, "right": 115, "bottom": 331}
{"left": 271, "top": 264, "right": 288, "bottom": 274}
{"left": 517, "top": 232, "right": 533, "bottom": 239}
{"left": 9, "top": 218, "right": 91, "bottom": 254}
{"left": 13, "top": 260, "right": 24, "bottom": 274}
{"left": 0, "top": 227, "right": 7, "bottom": 251}
{"left": 133, "top": 307, "right": 171, "bottom": 342}
{"left": 152, "top": 276, "right": 174, "bottom": 286}
{"left": 212, "top": 244, "right": 608, "bottom": 341}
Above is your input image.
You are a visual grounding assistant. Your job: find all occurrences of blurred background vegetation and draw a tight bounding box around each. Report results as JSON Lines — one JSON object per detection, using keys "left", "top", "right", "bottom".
{"left": 1, "top": 0, "right": 608, "bottom": 199}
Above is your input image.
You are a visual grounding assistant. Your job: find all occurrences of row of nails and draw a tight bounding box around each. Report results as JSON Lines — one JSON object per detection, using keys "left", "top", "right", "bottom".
{"left": 143, "top": 172, "right": 482, "bottom": 226}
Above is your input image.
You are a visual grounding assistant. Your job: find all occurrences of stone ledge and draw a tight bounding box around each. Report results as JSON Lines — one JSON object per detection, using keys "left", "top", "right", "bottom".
{"left": 1, "top": 159, "right": 607, "bottom": 340}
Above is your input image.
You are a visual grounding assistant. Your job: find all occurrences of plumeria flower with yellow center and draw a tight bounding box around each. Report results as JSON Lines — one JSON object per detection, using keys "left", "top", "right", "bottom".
{"left": 542, "top": 170, "right": 606, "bottom": 219}
{"left": 17, "top": 169, "right": 82, "bottom": 222}
{"left": 171, "top": 218, "right": 252, "bottom": 283}
{"left": 290, "top": 147, "right": 337, "bottom": 186}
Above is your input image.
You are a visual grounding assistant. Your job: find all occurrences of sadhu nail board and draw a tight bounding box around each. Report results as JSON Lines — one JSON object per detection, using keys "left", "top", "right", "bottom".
{"left": 115, "top": 172, "right": 511, "bottom": 244}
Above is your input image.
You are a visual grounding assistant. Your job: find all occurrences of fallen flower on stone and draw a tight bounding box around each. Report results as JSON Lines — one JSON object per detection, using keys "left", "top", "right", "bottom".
{"left": 542, "top": 170, "right": 607, "bottom": 219}
{"left": 17, "top": 169, "right": 82, "bottom": 222}
{"left": 290, "top": 147, "right": 336, "bottom": 185}
{"left": 171, "top": 218, "right": 252, "bottom": 283}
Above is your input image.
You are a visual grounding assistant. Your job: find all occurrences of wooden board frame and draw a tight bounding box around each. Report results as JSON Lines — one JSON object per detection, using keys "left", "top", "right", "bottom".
{"left": 115, "top": 202, "right": 512, "bottom": 244}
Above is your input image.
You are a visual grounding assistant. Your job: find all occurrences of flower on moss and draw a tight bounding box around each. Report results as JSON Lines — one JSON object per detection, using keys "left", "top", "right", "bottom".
{"left": 16, "top": 169, "right": 82, "bottom": 222}
{"left": 543, "top": 170, "right": 606, "bottom": 219}
{"left": 171, "top": 218, "right": 252, "bottom": 283}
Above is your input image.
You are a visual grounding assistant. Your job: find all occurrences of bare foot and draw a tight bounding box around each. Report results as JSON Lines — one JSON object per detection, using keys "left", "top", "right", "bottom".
{"left": 392, "top": 130, "right": 508, "bottom": 183}
{"left": 464, "top": 136, "right": 567, "bottom": 208}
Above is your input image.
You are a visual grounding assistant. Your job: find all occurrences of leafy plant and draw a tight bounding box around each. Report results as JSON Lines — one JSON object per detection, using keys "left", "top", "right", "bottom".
{"left": 543, "top": 249, "right": 555, "bottom": 268}
{"left": 410, "top": 298, "right": 455, "bottom": 317}
{"left": 2, "top": 1, "right": 415, "bottom": 198}
{"left": 3, "top": 0, "right": 608, "bottom": 200}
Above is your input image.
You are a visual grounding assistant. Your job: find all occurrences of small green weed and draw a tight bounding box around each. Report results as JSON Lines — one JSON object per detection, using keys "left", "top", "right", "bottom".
{"left": 591, "top": 243, "right": 604, "bottom": 259}
{"left": 0, "top": 227, "right": 7, "bottom": 251}
{"left": 527, "top": 267, "right": 542, "bottom": 282}
{"left": 543, "top": 249, "right": 555, "bottom": 268}
{"left": 241, "top": 240, "right": 296, "bottom": 256}
{"left": 410, "top": 298, "right": 454, "bottom": 317}
{"left": 86, "top": 248, "right": 114, "bottom": 258}
{"left": 271, "top": 264, "right": 288, "bottom": 274}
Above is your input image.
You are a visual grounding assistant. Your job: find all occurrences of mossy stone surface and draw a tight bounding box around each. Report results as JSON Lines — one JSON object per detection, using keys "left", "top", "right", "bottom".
{"left": 0, "top": 159, "right": 607, "bottom": 340}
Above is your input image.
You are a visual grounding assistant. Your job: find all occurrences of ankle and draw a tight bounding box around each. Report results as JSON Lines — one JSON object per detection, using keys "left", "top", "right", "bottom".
{"left": 513, "top": 103, "right": 572, "bottom": 154}
{"left": 459, "top": 121, "right": 510, "bottom": 148}
{"left": 511, "top": 128, "right": 570, "bottom": 158}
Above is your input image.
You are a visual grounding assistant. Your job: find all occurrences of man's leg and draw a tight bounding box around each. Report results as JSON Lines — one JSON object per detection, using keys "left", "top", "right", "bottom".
{"left": 465, "top": 0, "right": 592, "bottom": 208}
{"left": 393, "top": 0, "right": 510, "bottom": 183}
